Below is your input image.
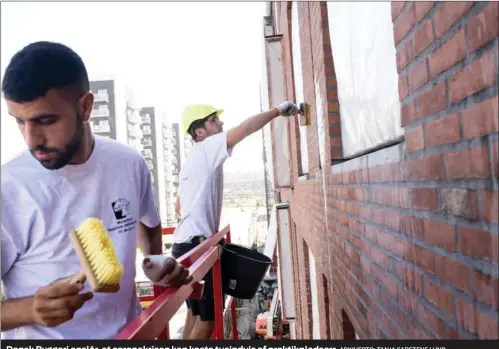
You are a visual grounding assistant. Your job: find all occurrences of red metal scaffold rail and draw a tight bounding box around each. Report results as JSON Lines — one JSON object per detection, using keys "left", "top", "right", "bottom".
{"left": 115, "top": 225, "right": 238, "bottom": 340}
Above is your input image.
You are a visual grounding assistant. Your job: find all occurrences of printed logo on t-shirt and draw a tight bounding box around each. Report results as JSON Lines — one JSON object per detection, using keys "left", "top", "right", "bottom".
{"left": 109, "top": 198, "right": 137, "bottom": 234}
{"left": 111, "top": 198, "right": 131, "bottom": 219}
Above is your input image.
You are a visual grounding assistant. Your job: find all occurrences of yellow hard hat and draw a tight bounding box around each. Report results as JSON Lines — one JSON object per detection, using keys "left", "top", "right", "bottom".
{"left": 182, "top": 104, "right": 224, "bottom": 134}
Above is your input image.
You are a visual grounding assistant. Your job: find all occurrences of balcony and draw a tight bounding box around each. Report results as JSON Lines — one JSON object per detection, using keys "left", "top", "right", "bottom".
{"left": 143, "top": 126, "right": 152, "bottom": 135}
{"left": 142, "top": 149, "right": 153, "bottom": 159}
{"left": 93, "top": 90, "right": 109, "bottom": 103}
{"left": 142, "top": 114, "right": 151, "bottom": 124}
{"left": 127, "top": 109, "right": 142, "bottom": 124}
{"left": 128, "top": 124, "right": 142, "bottom": 138}
{"left": 129, "top": 140, "right": 143, "bottom": 152}
{"left": 162, "top": 128, "right": 173, "bottom": 139}
{"left": 91, "top": 121, "right": 111, "bottom": 134}
{"left": 91, "top": 106, "right": 110, "bottom": 118}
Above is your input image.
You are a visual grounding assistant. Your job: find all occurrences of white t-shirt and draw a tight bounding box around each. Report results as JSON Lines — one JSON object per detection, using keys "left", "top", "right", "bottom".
{"left": 173, "top": 132, "right": 232, "bottom": 243}
{"left": 1, "top": 135, "right": 161, "bottom": 339}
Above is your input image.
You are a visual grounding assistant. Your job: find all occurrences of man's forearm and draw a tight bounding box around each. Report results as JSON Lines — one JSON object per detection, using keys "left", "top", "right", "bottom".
{"left": 1, "top": 297, "right": 34, "bottom": 331}
{"left": 227, "top": 108, "right": 279, "bottom": 149}
{"left": 175, "top": 196, "right": 180, "bottom": 216}
{"left": 138, "top": 223, "right": 163, "bottom": 255}
{"left": 239, "top": 108, "right": 278, "bottom": 137}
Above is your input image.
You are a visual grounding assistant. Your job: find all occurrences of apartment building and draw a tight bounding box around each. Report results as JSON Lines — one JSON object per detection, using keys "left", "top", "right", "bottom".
{"left": 263, "top": 1, "right": 498, "bottom": 340}
{"left": 126, "top": 90, "right": 144, "bottom": 155}
{"left": 139, "top": 107, "right": 159, "bottom": 193}
{"left": 161, "top": 122, "right": 182, "bottom": 225}
{"left": 89, "top": 80, "right": 117, "bottom": 139}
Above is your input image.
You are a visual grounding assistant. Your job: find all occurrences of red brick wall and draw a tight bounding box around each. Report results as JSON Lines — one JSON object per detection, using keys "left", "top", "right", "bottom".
{"left": 269, "top": 1, "right": 498, "bottom": 339}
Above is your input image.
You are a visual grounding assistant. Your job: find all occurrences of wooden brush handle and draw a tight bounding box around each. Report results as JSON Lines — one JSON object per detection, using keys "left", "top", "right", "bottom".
{"left": 69, "top": 271, "right": 87, "bottom": 285}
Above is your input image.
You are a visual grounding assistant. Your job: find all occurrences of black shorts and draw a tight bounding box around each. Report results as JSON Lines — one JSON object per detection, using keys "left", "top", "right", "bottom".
{"left": 172, "top": 236, "right": 225, "bottom": 322}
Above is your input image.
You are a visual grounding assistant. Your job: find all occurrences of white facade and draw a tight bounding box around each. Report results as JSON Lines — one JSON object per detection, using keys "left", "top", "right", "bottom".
{"left": 89, "top": 76, "right": 131, "bottom": 144}
{"left": 161, "top": 121, "right": 182, "bottom": 226}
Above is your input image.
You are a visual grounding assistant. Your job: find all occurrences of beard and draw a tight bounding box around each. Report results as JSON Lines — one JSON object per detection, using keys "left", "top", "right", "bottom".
{"left": 30, "top": 111, "right": 85, "bottom": 170}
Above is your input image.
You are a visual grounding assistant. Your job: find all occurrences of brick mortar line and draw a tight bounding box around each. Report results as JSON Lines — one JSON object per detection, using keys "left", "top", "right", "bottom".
{"left": 327, "top": 205, "right": 499, "bottom": 276}
{"left": 326, "top": 253, "right": 394, "bottom": 339}
{"left": 406, "top": 132, "right": 498, "bottom": 164}
{"left": 321, "top": 194, "right": 499, "bottom": 236}
{"left": 324, "top": 179, "right": 495, "bottom": 190}
{"left": 328, "top": 221, "right": 485, "bottom": 338}
{"left": 401, "top": 38, "right": 497, "bottom": 105}
{"left": 356, "top": 195, "right": 496, "bottom": 234}
{"left": 395, "top": 2, "right": 442, "bottom": 50}
{"left": 401, "top": 76, "right": 497, "bottom": 125}
{"left": 489, "top": 138, "right": 499, "bottom": 192}
{"left": 392, "top": 1, "right": 411, "bottom": 26}
{"left": 327, "top": 270, "right": 372, "bottom": 338}
{"left": 335, "top": 278, "right": 393, "bottom": 338}
{"left": 493, "top": 38, "right": 499, "bottom": 77}
{"left": 475, "top": 180, "right": 486, "bottom": 223}
{"left": 360, "top": 234, "right": 499, "bottom": 321}
{"left": 327, "top": 237, "right": 444, "bottom": 339}
{"left": 321, "top": 201, "right": 499, "bottom": 275}
{"left": 398, "top": 2, "right": 487, "bottom": 75}
{"left": 324, "top": 209, "right": 499, "bottom": 308}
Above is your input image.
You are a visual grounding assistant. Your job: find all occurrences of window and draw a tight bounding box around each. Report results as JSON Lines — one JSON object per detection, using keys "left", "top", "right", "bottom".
{"left": 327, "top": 2, "right": 403, "bottom": 158}
{"left": 142, "top": 113, "right": 151, "bottom": 123}
{"left": 91, "top": 119, "right": 110, "bottom": 133}
{"left": 142, "top": 149, "right": 153, "bottom": 159}
{"left": 94, "top": 89, "right": 109, "bottom": 103}
{"left": 342, "top": 310, "right": 356, "bottom": 339}
{"left": 91, "top": 104, "right": 110, "bottom": 117}
{"left": 291, "top": 2, "right": 309, "bottom": 174}
{"left": 99, "top": 120, "right": 109, "bottom": 127}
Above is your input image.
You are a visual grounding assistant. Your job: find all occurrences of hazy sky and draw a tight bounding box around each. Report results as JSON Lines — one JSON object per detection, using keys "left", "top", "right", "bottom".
{"left": 1, "top": 1, "right": 268, "bottom": 172}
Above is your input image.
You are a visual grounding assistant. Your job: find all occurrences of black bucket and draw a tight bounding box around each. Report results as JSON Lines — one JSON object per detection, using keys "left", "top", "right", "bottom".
{"left": 221, "top": 243, "right": 273, "bottom": 299}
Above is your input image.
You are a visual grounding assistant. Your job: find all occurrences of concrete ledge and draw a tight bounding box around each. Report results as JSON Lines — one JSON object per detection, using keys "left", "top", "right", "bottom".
{"left": 331, "top": 142, "right": 405, "bottom": 173}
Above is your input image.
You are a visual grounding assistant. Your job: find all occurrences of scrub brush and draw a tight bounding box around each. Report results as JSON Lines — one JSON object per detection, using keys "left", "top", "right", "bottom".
{"left": 299, "top": 102, "right": 311, "bottom": 126}
{"left": 69, "top": 218, "right": 124, "bottom": 292}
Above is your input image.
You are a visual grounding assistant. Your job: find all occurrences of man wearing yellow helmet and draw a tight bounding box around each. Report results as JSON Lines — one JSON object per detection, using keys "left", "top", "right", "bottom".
{"left": 173, "top": 101, "right": 301, "bottom": 339}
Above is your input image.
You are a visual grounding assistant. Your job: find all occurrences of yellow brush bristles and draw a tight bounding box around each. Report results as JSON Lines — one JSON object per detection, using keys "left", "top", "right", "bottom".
{"left": 75, "top": 218, "right": 124, "bottom": 286}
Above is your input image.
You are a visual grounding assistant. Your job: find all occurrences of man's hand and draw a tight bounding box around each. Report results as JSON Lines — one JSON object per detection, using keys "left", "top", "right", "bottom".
{"left": 226, "top": 101, "right": 302, "bottom": 149}
{"left": 275, "top": 101, "right": 301, "bottom": 117}
{"left": 31, "top": 274, "right": 93, "bottom": 327}
{"left": 143, "top": 256, "right": 193, "bottom": 288}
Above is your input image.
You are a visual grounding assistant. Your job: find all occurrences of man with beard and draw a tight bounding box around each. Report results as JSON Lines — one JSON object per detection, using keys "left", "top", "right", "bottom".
{"left": 1, "top": 41, "right": 192, "bottom": 339}
{"left": 173, "top": 101, "right": 301, "bottom": 340}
